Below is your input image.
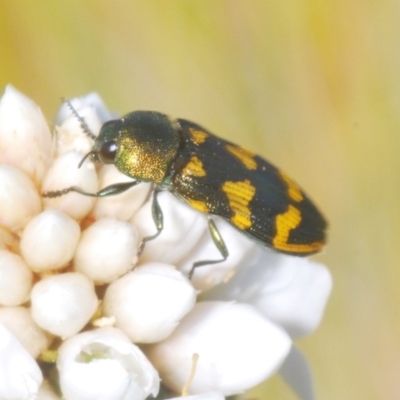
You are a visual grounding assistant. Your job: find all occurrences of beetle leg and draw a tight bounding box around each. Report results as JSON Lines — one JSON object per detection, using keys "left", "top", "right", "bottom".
{"left": 137, "top": 189, "right": 163, "bottom": 256}
{"left": 189, "top": 217, "right": 229, "bottom": 279}
{"left": 42, "top": 181, "right": 140, "bottom": 198}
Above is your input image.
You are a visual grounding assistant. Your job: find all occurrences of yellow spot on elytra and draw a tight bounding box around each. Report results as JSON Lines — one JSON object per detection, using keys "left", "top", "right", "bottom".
{"left": 279, "top": 171, "right": 303, "bottom": 202}
{"left": 189, "top": 128, "right": 208, "bottom": 144}
{"left": 222, "top": 180, "right": 256, "bottom": 230}
{"left": 226, "top": 144, "right": 257, "bottom": 170}
{"left": 187, "top": 199, "right": 209, "bottom": 213}
{"left": 273, "top": 205, "right": 301, "bottom": 246}
{"left": 183, "top": 156, "right": 206, "bottom": 177}
{"left": 273, "top": 205, "right": 324, "bottom": 253}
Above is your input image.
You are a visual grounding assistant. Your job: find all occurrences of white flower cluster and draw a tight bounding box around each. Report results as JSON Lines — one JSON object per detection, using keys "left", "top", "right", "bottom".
{"left": 0, "top": 85, "right": 332, "bottom": 400}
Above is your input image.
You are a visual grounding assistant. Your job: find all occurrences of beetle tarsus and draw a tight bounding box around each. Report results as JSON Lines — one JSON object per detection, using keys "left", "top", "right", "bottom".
{"left": 188, "top": 217, "right": 229, "bottom": 279}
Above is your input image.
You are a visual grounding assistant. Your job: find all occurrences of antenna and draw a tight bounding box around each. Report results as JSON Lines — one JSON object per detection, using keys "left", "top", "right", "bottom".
{"left": 78, "top": 151, "right": 95, "bottom": 168}
{"left": 62, "top": 97, "right": 97, "bottom": 140}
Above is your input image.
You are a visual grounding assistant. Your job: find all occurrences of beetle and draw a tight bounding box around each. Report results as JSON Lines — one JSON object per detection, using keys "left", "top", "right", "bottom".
{"left": 44, "top": 102, "right": 327, "bottom": 277}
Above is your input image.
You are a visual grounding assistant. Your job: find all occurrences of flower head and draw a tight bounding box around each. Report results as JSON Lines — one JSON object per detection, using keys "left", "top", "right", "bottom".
{"left": 0, "top": 85, "right": 332, "bottom": 400}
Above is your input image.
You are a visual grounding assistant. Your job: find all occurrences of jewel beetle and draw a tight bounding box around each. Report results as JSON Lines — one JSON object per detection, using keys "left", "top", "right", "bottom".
{"left": 44, "top": 104, "right": 327, "bottom": 276}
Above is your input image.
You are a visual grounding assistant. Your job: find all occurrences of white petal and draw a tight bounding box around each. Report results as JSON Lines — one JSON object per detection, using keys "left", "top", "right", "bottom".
{"left": 0, "top": 164, "right": 41, "bottom": 233}
{"left": 279, "top": 346, "right": 315, "bottom": 400}
{"left": 57, "top": 327, "right": 159, "bottom": 400}
{"left": 0, "top": 85, "right": 53, "bottom": 185}
{"left": 54, "top": 105, "right": 102, "bottom": 156}
{"left": 42, "top": 151, "right": 98, "bottom": 220}
{"left": 20, "top": 209, "right": 80, "bottom": 272}
{"left": 31, "top": 272, "right": 98, "bottom": 337}
{"left": 92, "top": 166, "right": 151, "bottom": 221}
{"left": 202, "top": 251, "right": 332, "bottom": 337}
{"left": 145, "top": 301, "right": 291, "bottom": 396}
{"left": 103, "top": 263, "right": 196, "bottom": 343}
{"left": 0, "top": 249, "right": 33, "bottom": 306}
{"left": 0, "top": 306, "right": 52, "bottom": 358}
{"left": 74, "top": 218, "right": 138, "bottom": 284}
{"left": 0, "top": 323, "right": 43, "bottom": 399}
{"left": 253, "top": 256, "right": 332, "bottom": 337}
{"left": 132, "top": 191, "right": 208, "bottom": 268}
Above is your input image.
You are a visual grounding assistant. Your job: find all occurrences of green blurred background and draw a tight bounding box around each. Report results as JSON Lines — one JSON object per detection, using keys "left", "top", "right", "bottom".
{"left": 1, "top": 1, "right": 399, "bottom": 399}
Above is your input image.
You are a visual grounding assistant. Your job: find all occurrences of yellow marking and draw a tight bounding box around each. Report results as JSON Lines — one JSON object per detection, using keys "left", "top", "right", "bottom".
{"left": 187, "top": 199, "right": 209, "bottom": 213}
{"left": 273, "top": 205, "right": 324, "bottom": 253}
{"left": 183, "top": 156, "right": 206, "bottom": 177}
{"left": 222, "top": 179, "right": 256, "bottom": 230}
{"left": 279, "top": 171, "right": 303, "bottom": 202}
{"left": 189, "top": 128, "right": 208, "bottom": 144}
{"left": 226, "top": 144, "right": 257, "bottom": 170}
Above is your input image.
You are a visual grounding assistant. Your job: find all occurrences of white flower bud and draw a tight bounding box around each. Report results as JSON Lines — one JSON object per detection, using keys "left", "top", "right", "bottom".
{"left": 0, "top": 323, "right": 43, "bottom": 399}
{"left": 20, "top": 209, "right": 80, "bottom": 272}
{"left": 54, "top": 105, "right": 102, "bottom": 157}
{"left": 204, "top": 250, "right": 333, "bottom": 338}
{"left": 0, "top": 85, "right": 53, "bottom": 185}
{"left": 132, "top": 191, "right": 208, "bottom": 267}
{"left": 57, "top": 327, "right": 159, "bottom": 400}
{"left": 31, "top": 272, "right": 98, "bottom": 338}
{"left": 249, "top": 256, "right": 333, "bottom": 338}
{"left": 74, "top": 218, "right": 138, "bottom": 284}
{"left": 42, "top": 151, "right": 98, "bottom": 220}
{"left": 103, "top": 263, "right": 196, "bottom": 343}
{"left": 0, "top": 306, "right": 52, "bottom": 358}
{"left": 0, "top": 164, "right": 41, "bottom": 233}
{"left": 92, "top": 165, "right": 152, "bottom": 221}
{"left": 0, "top": 250, "right": 33, "bottom": 306}
{"left": 146, "top": 301, "right": 291, "bottom": 396}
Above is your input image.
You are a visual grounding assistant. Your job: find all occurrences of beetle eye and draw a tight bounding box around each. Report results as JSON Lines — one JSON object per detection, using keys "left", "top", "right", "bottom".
{"left": 98, "top": 141, "right": 118, "bottom": 164}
